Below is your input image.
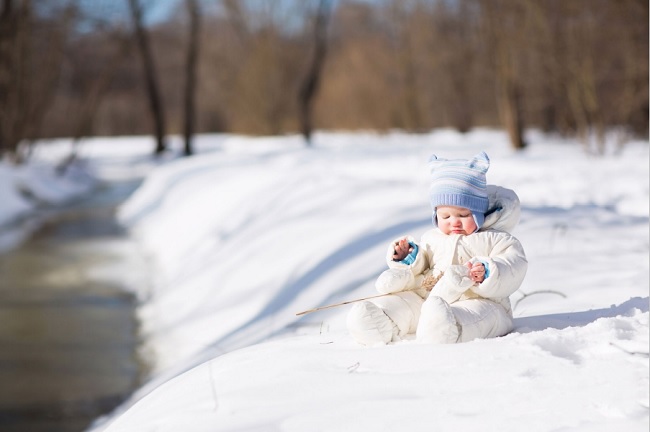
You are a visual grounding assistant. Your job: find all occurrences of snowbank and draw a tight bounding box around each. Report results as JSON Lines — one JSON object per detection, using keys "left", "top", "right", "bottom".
{"left": 97, "top": 302, "right": 650, "bottom": 432}
{"left": 89, "top": 130, "right": 648, "bottom": 431}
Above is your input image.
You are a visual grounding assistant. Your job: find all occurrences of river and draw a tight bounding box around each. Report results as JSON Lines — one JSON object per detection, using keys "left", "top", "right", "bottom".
{"left": 0, "top": 179, "right": 149, "bottom": 432}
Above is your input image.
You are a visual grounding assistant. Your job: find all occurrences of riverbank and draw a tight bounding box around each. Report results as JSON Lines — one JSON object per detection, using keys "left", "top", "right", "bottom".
{"left": 0, "top": 138, "right": 166, "bottom": 431}
{"left": 0, "top": 136, "right": 169, "bottom": 254}
{"left": 0, "top": 178, "right": 150, "bottom": 431}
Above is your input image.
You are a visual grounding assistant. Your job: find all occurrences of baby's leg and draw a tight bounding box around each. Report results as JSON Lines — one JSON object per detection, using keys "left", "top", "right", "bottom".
{"left": 372, "top": 291, "right": 423, "bottom": 336}
{"left": 347, "top": 292, "right": 423, "bottom": 345}
{"left": 451, "top": 299, "right": 513, "bottom": 342}
{"left": 416, "top": 297, "right": 513, "bottom": 344}
{"left": 416, "top": 296, "right": 460, "bottom": 343}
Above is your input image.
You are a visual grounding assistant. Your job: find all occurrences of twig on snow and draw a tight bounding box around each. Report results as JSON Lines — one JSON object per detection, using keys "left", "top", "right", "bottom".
{"left": 514, "top": 289, "right": 567, "bottom": 310}
{"left": 295, "top": 273, "right": 443, "bottom": 316}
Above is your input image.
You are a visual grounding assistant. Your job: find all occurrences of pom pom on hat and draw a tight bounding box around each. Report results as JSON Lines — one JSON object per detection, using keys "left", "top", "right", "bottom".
{"left": 428, "top": 151, "right": 490, "bottom": 230}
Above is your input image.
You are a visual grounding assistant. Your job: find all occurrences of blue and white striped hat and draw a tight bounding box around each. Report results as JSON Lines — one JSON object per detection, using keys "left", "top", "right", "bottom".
{"left": 428, "top": 151, "right": 490, "bottom": 230}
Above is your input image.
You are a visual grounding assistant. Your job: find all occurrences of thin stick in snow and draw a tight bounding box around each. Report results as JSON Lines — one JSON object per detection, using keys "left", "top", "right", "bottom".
{"left": 295, "top": 272, "right": 443, "bottom": 316}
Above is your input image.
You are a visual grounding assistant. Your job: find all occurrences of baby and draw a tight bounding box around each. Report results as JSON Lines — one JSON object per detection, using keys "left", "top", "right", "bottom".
{"left": 347, "top": 151, "right": 528, "bottom": 345}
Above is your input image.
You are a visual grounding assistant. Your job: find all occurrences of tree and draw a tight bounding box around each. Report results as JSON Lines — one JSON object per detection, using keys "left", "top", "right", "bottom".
{"left": 182, "top": 0, "right": 200, "bottom": 156}
{"left": 446, "top": 0, "right": 483, "bottom": 133}
{"left": 72, "top": 34, "right": 132, "bottom": 138}
{"left": 298, "top": 0, "right": 331, "bottom": 145}
{"left": 4, "top": 0, "right": 645, "bottom": 144}
{"left": 56, "top": 32, "right": 133, "bottom": 175}
{"left": 0, "top": 0, "right": 26, "bottom": 159}
{"left": 0, "top": 0, "right": 72, "bottom": 162}
{"left": 127, "top": 0, "right": 167, "bottom": 155}
{"left": 385, "top": 0, "right": 424, "bottom": 131}
{"left": 480, "top": 0, "right": 527, "bottom": 150}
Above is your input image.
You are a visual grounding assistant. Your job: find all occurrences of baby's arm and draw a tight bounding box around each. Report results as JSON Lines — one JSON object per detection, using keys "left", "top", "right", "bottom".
{"left": 392, "top": 238, "right": 413, "bottom": 261}
{"left": 468, "top": 233, "right": 528, "bottom": 299}
{"left": 375, "top": 236, "right": 429, "bottom": 294}
{"left": 466, "top": 261, "right": 486, "bottom": 283}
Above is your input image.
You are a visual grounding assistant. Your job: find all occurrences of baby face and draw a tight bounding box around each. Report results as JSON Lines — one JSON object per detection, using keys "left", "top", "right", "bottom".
{"left": 436, "top": 205, "right": 478, "bottom": 235}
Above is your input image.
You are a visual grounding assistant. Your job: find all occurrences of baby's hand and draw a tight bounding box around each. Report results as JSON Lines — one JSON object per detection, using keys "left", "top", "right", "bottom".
{"left": 392, "top": 238, "right": 413, "bottom": 261}
{"left": 466, "top": 261, "right": 485, "bottom": 283}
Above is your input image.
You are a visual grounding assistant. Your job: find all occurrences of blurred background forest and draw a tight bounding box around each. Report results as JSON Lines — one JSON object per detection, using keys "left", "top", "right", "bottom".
{"left": 0, "top": 0, "right": 648, "bottom": 160}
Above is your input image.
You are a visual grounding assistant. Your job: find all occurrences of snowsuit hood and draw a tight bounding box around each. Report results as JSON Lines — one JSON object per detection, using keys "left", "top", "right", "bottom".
{"left": 480, "top": 185, "right": 521, "bottom": 234}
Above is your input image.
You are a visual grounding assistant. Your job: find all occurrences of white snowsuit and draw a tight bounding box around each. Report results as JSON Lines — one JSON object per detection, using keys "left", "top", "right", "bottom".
{"left": 347, "top": 186, "right": 528, "bottom": 345}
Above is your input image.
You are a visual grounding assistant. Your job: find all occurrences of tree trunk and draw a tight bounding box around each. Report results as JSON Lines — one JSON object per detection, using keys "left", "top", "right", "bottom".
{"left": 127, "top": 0, "right": 166, "bottom": 155}
{"left": 298, "top": 0, "right": 331, "bottom": 146}
{"left": 73, "top": 37, "right": 131, "bottom": 140}
{"left": 499, "top": 77, "right": 526, "bottom": 149}
{"left": 183, "top": 0, "right": 200, "bottom": 157}
{"left": 0, "top": 0, "right": 72, "bottom": 162}
{"left": 481, "top": 0, "right": 527, "bottom": 150}
{"left": 0, "top": 0, "right": 22, "bottom": 159}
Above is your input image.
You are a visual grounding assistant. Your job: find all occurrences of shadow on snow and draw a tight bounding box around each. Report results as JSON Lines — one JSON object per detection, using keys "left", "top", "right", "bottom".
{"left": 513, "top": 296, "right": 649, "bottom": 334}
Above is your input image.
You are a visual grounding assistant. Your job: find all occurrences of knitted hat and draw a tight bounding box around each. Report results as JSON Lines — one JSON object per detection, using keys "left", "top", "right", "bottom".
{"left": 428, "top": 151, "right": 490, "bottom": 231}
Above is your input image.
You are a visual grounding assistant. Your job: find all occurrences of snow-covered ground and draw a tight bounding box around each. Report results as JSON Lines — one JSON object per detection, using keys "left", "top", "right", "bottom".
{"left": 1, "top": 129, "right": 648, "bottom": 432}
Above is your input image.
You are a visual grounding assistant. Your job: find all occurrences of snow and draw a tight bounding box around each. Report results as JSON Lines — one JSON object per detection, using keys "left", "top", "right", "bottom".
{"left": 0, "top": 129, "right": 647, "bottom": 432}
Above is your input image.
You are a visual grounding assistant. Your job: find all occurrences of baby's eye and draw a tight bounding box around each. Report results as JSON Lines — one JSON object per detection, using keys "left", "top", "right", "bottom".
{"left": 460, "top": 213, "right": 471, "bottom": 218}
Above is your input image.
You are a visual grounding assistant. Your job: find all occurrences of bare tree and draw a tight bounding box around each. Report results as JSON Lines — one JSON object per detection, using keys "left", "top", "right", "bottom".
{"left": 480, "top": 0, "right": 527, "bottom": 150}
{"left": 57, "top": 32, "right": 133, "bottom": 174}
{"left": 615, "top": 0, "right": 649, "bottom": 138}
{"left": 0, "top": 0, "right": 72, "bottom": 162}
{"left": 298, "top": 0, "right": 331, "bottom": 145}
{"left": 182, "top": 0, "right": 200, "bottom": 156}
{"left": 221, "top": 0, "right": 303, "bottom": 135}
{"left": 127, "top": 0, "right": 167, "bottom": 155}
{"left": 385, "top": 0, "right": 424, "bottom": 131}
{"left": 223, "top": 0, "right": 249, "bottom": 43}
{"left": 0, "top": 0, "right": 24, "bottom": 159}
{"left": 426, "top": 0, "right": 483, "bottom": 133}
{"left": 7, "top": 0, "right": 645, "bottom": 144}
{"left": 74, "top": 34, "right": 132, "bottom": 136}
{"left": 316, "top": 1, "right": 397, "bottom": 130}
